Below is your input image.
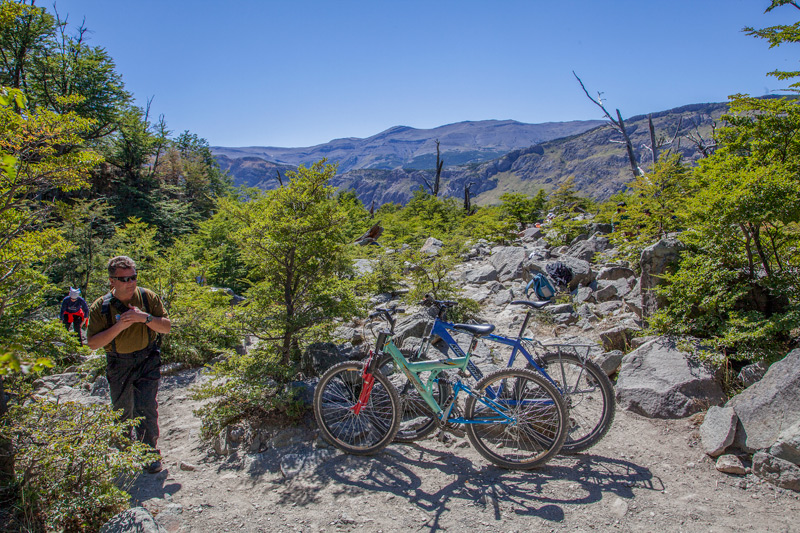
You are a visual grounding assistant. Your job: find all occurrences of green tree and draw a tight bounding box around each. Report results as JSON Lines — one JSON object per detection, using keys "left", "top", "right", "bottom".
{"left": 231, "top": 160, "right": 358, "bottom": 367}
{"left": 744, "top": 1, "right": 800, "bottom": 88}
{"left": 500, "top": 190, "right": 547, "bottom": 226}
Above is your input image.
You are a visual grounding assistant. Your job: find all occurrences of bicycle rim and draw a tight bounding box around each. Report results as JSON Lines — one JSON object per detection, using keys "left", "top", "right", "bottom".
{"left": 465, "top": 368, "right": 567, "bottom": 469}
{"left": 313, "top": 361, "right": 400, "bottom": 455}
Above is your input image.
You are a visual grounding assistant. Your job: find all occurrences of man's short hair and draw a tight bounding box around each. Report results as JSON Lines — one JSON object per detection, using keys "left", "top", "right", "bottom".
{"left": 108, "top": 256, "right": 136, "bottom": 277}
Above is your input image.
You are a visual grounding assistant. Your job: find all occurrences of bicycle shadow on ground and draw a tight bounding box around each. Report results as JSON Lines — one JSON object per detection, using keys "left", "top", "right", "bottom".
{"left": 276, "top": 443, "right": 660, "bottom": 529}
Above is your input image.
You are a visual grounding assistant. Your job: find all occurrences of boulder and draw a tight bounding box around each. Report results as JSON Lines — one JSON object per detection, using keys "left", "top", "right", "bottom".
{"left": 565, "top": 235, "right": 609, "bottom": 263}
{"left": 594, "top": 283, "right": 619, "bottom": 303}
{"left": 597, "top": 266, "right": 636, "bottom": 281}
{"left": 573, "top": 285, "right": 595, "bottom": 304}
{"left": 699, "top": 406, "right": 738, "bottom": 457}
{"left": 589, "top": 222, "right": 614, "bottom": 235}
{"left": 615, "top": 337, "right": 726, "bottom": 418}
{"left": 598, "top": 325, "right": 631, "bottom": 351}
{"left": 737, "top": 361, "right": 768, "bottom": 387}
{"left": 462, "top": 263, "right": 498, "bottom": 284}
{"left": 752, "top": 451, "right": 800, "bottom": 491}
{"left": 520, "top": 226, "right": 543, "bottom": 241}
{"left": 593, "top": 349, "right": 624, "bottom": 376}
{"left": 555, "top": 256, "right": 594, "bottom": 290}
{"left": 352, "top": 258, "right": 374, "bottom": 275}
{"left": 393, "top": 311, "right": 434, "bottom": 348}
{"left": 769, "top": 421, "right": 800, "bottom": 466}
{"left": 306, "top": 342, "right": 346, "bottom": 375}
{"left": 727, "top": 349, "right": 800, "bottom": 452}
{"left": 596, "top": 300, "right": 624, "bottom": 317}
{"left": 490, "top": 246, "right": 527, "bottom": 282}
{"left": 639, "top": 234, "right": 684, "bottom": 317}
{"left": 420, "top": 237, "right": 444, "bottom": 256}
{"left": 100, "top": 507, "right": 167, "bottom": 533}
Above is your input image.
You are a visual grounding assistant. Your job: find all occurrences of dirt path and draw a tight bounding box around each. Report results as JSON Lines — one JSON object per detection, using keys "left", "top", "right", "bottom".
{"left": 128, "top": 369, "right": 800, "bottom": 533}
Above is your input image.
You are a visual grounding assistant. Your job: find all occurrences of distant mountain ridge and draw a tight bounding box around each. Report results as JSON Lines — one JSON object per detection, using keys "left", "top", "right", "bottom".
{"left": 211, "top": 119, "right": 604, "bottom": 174}
{"left": 213, "top": 103, "right": 728, "bottom": 206}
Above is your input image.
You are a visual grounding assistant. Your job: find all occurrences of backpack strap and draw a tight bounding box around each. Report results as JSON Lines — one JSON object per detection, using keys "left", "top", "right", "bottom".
{"left": 139, "top": 287, "right": 161, "bottom": 349}
{"left": 101, "top": 292, "right": 117, "bottom": 353}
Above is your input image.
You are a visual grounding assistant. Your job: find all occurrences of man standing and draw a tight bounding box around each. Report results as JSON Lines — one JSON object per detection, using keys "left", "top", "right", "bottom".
{"left": 87, "top": 256, "right": 171, "bottom": 474}
{"left": 59, "top": 287, "right": 89, "bottom": 345}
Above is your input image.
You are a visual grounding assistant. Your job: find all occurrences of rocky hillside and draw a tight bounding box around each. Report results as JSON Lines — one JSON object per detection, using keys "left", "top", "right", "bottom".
{"left": 212, "top": 119, "right": 604, "bottom": 175}
{"left": 214, "top": 103, "right": 728, "bottom": 207}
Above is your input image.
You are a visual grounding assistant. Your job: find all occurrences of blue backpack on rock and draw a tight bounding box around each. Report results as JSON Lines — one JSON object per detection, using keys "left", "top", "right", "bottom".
{"left": 526, "top": 273, "right": 556, "bottom": 300}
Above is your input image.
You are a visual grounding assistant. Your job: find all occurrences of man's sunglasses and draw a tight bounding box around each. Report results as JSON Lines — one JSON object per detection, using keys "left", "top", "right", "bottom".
{"left": 111, "top": 275, "right": 137, "bottom": 282}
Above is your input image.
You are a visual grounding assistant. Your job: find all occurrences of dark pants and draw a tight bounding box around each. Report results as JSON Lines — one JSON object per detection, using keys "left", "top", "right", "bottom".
{"left": 106, "top": 348, "right": 161, "bottom": 449}
{"left": 63, "top": 318, "right": 82, "bottom": 344}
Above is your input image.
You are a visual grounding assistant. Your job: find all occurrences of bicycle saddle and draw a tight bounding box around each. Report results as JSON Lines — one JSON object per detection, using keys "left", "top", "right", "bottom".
{"left": 452, "top": 323, "right": 495, "bottom": 336}
{"left": 510, "top": 300, "right": 551, "bottom": 309}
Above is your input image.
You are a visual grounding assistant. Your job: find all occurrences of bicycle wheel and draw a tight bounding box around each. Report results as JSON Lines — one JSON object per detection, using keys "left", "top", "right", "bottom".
{"left": 378, "top": 350, "right": 452, "bottom": 442}
{"left": 465, "top": 368, "right": 567, "bottom": 469}
{"left": 314, "top": 360, "right": 401, "bottom": 455}
{"left": 535, "top": 353, "right": 615, "bottom": 453}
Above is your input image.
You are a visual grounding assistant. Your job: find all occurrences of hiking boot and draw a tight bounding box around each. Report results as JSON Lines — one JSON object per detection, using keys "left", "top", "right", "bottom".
{"left": 146, "top": 459, "right": 163, "bottom": 474}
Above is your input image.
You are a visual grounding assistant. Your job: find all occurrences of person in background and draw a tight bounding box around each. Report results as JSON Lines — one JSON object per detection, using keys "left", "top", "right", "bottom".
{"left": 59, "top": 287, "right": 89, "bottom": 345}
{"left": 87, "top": 256, "right": 171, "bottom": 474}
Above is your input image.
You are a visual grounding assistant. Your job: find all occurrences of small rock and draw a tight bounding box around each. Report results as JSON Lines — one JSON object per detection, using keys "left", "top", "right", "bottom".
{"left": 179, "top": 461, "right": 197, "bottom": 471}
{"left": 716, "top": 454, "right": 746, "bottom": 475}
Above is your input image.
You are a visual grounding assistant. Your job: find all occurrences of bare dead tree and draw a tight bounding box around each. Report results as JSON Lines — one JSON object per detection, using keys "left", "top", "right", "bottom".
{"left": 641, "top": 116, "right": 683, "bottom": 163}
{"left": 275, "top": 170, "right": 283, "bottom": 187}
{"left": 685, "top": 120, "right": 717, "bottom": 158}
{"left": 421, "top": 139, "right": 444, "bottom": 196}
{"left": 463, "top": 181, "right": 475, "bottom": 214}
{"left": 369, "top": 199, "right": 375, "bottom": 219}
{"left": 574, "top": 72, "right": 642, "bottom": 178}
{"left": 648, "top": 115, "right": 658, "bottom": 164}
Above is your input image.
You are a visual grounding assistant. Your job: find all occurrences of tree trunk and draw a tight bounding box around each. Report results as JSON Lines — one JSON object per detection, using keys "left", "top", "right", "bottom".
{"left": 739, "top": 223, "right": 755, "bottom": 278}
{"left": 0, "top": 376, "right": 15, "bottom": 502}
{"left": 648, "top": 114, "right": 658, "bottom": 164}
{"left": 617, "top": 109, "right": 640, "bottom": 178}
{"left": 751, "top": 223, "right": 773, "bottom": 278}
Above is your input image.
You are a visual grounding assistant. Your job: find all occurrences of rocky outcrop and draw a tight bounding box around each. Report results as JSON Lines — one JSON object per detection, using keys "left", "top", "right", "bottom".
{"left": 100, "top": 507, "right": 167, "bottom": 533}
{"left": 699, "top": 406, "right": 738, "bottom": 457}
{"left": 615, "top": 337, "right": 725, "bottom": 418}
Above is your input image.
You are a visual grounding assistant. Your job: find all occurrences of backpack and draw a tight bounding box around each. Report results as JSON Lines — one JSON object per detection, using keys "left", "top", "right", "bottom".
{"left": 546, "top": 261, "right": 574, "bottom": 288}
{"left": 531, "top": 273, "right": 556, "bottom": 300}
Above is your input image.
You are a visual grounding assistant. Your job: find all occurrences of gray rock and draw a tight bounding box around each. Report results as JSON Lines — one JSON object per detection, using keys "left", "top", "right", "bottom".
{"left": 594, "top": 283, "right": 618, "bottom": 303}
{"left": 90, "top": 376, "right": 110, "bottom": 398}
{"left": 100, "top": 507, "right": 167, "bottom": 533}
{"left": 490, "top": 246, "right": 527, "bottom": 281}
{"left": 286, "top": 378, "right": 317, "bottom": 407}
{"left": 595, "top": 300, "right": 624, "bottom": 316}
{"left": 352, "top": 258, "right": 374, "bottom": 275}
{"left": 565, "top": 235, "right": 609, "bottom": 263}
{"left": 553, "top": 313, "right": 579, "bottom": 326}
{"left": 598, "top": 325, "right": 631, "bottom": 351}
{"left": 699, "top": 406, "right": 738, "bottom": 457}
{"left": 597, "top": 266, "right": 636, "bottom": 281}
{"left": 520, "top": 226, "right": 543, "bottom": 241}
{"left": 616, "top": 336, "right": 726, "bottom": 418}
{"left": 393, "top": 311, "right": 434, "bottom": 347}
{"left": 420, "top": 237, "right": 444, "bottom": 256}
{"left": 573, "top": 285, "right": 595, "bottom": 304}
{"left": 33, "top": 372, "right": 82, "bottom": 392}
{"left": 752, "top": 451, "right": 800, "bottom": 491}
{"left": 769, "top": 420, "right": 800, "bottom": 466}
{"left": 462, "top": 263, "right": 498, "bottom": 284}
{"left": 556, "top": 256, "right": 595, "bottom": 290}
{"left": 727, "top": 348, "right": 800, "bottom": 452}
{"left": 590, "top": 223, "right": 614, "bottom": 235}
{"left": 715, "top": 454, "right": 747, "bottom": 475}
{"left": 639, "top": 234, "right": 684, "bottom": 317}
{"left": 593, "top": 349, "right": 624, "bottom": 376}
{"left": 306, "top": 342, "right": 346, "bottom": 375}
{"left": 548, "top": 303, "right": 575, "bottom": 315}
{"left": 492, "top": 289, "right": 513, "bottom": 306}
{"left": 737, "top": 361, "right": 768, "bottom": 387}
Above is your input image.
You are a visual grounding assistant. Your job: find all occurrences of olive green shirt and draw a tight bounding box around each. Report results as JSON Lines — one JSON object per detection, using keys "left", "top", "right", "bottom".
{"left": 87, "top": 287, "right": 167, "bottom": 354}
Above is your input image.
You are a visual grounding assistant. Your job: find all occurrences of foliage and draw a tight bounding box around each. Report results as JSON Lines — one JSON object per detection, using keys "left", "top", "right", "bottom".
{"left": 147, "top": 241, "right": 242, "bottom": 366}
{"left": 6, "top": 401, "right": 151, "bottom": 532}
{"left": 190, "top": 347, "right": 306, "bottom": 439}
{"left": 500, "top": 190, "right": 547, "bottom": 226}
{"left": 225, "top": 160, "right": 360, "bottom": 368}
{"left": 609, "top": 153, "right": 690, "bottom": 263}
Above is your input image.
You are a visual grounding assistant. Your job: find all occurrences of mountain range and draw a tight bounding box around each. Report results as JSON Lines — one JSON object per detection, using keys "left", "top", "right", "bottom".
{"left": 211, "top": 102, "right": 727, "bottom": 207}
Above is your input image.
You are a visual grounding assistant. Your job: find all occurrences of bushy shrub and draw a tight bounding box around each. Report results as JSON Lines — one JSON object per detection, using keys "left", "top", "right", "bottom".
{"left": 6, "top": 402, "right": 151, "bottom": 532}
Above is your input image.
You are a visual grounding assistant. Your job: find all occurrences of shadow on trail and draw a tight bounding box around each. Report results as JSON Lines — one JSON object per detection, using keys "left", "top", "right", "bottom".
{"left": 276, "top": 442, "right": 659, "bottom": 530}
{"left": 127, "top": 468, "right": 182, "bottom": 505}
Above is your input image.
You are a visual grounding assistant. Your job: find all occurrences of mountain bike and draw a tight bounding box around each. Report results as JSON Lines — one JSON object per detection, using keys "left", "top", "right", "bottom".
{"left": 313, "top": 307, "right": 569, "bottom": 469}
{"left": 381, "top": 293, "right": 615, "bottom": 453}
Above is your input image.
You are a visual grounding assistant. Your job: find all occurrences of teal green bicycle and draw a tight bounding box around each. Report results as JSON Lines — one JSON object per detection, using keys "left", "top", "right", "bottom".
{"left": 313, "top": 307, "right": 568, "bottom": 469}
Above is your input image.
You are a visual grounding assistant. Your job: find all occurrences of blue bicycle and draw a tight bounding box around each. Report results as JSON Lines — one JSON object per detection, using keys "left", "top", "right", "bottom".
{"left": 380, "top": 294, "right": 615, "bottom": 453}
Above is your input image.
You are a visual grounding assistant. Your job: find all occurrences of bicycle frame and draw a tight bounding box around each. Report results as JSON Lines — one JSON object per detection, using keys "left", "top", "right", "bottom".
{"left": 374, "top": 331, "right": 515, "bottom": 426}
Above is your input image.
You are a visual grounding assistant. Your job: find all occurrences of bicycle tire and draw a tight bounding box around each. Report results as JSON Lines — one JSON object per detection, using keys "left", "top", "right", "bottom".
{"left": 378, "top": 350, "right": 452, "bottom": 442}
{"left": 313, "top": 360, "right": 401, "bottom": 455}
{"left": 465, "top": 368, "right": 567, "bottom": 470}
{"left": 534, "top": 353, "right": 615, "bottom": 453}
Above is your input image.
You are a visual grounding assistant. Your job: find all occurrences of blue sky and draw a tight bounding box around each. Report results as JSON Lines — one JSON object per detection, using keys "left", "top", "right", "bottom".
{"left": 51, "top": 0, "right": 798, "bottom": 148}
